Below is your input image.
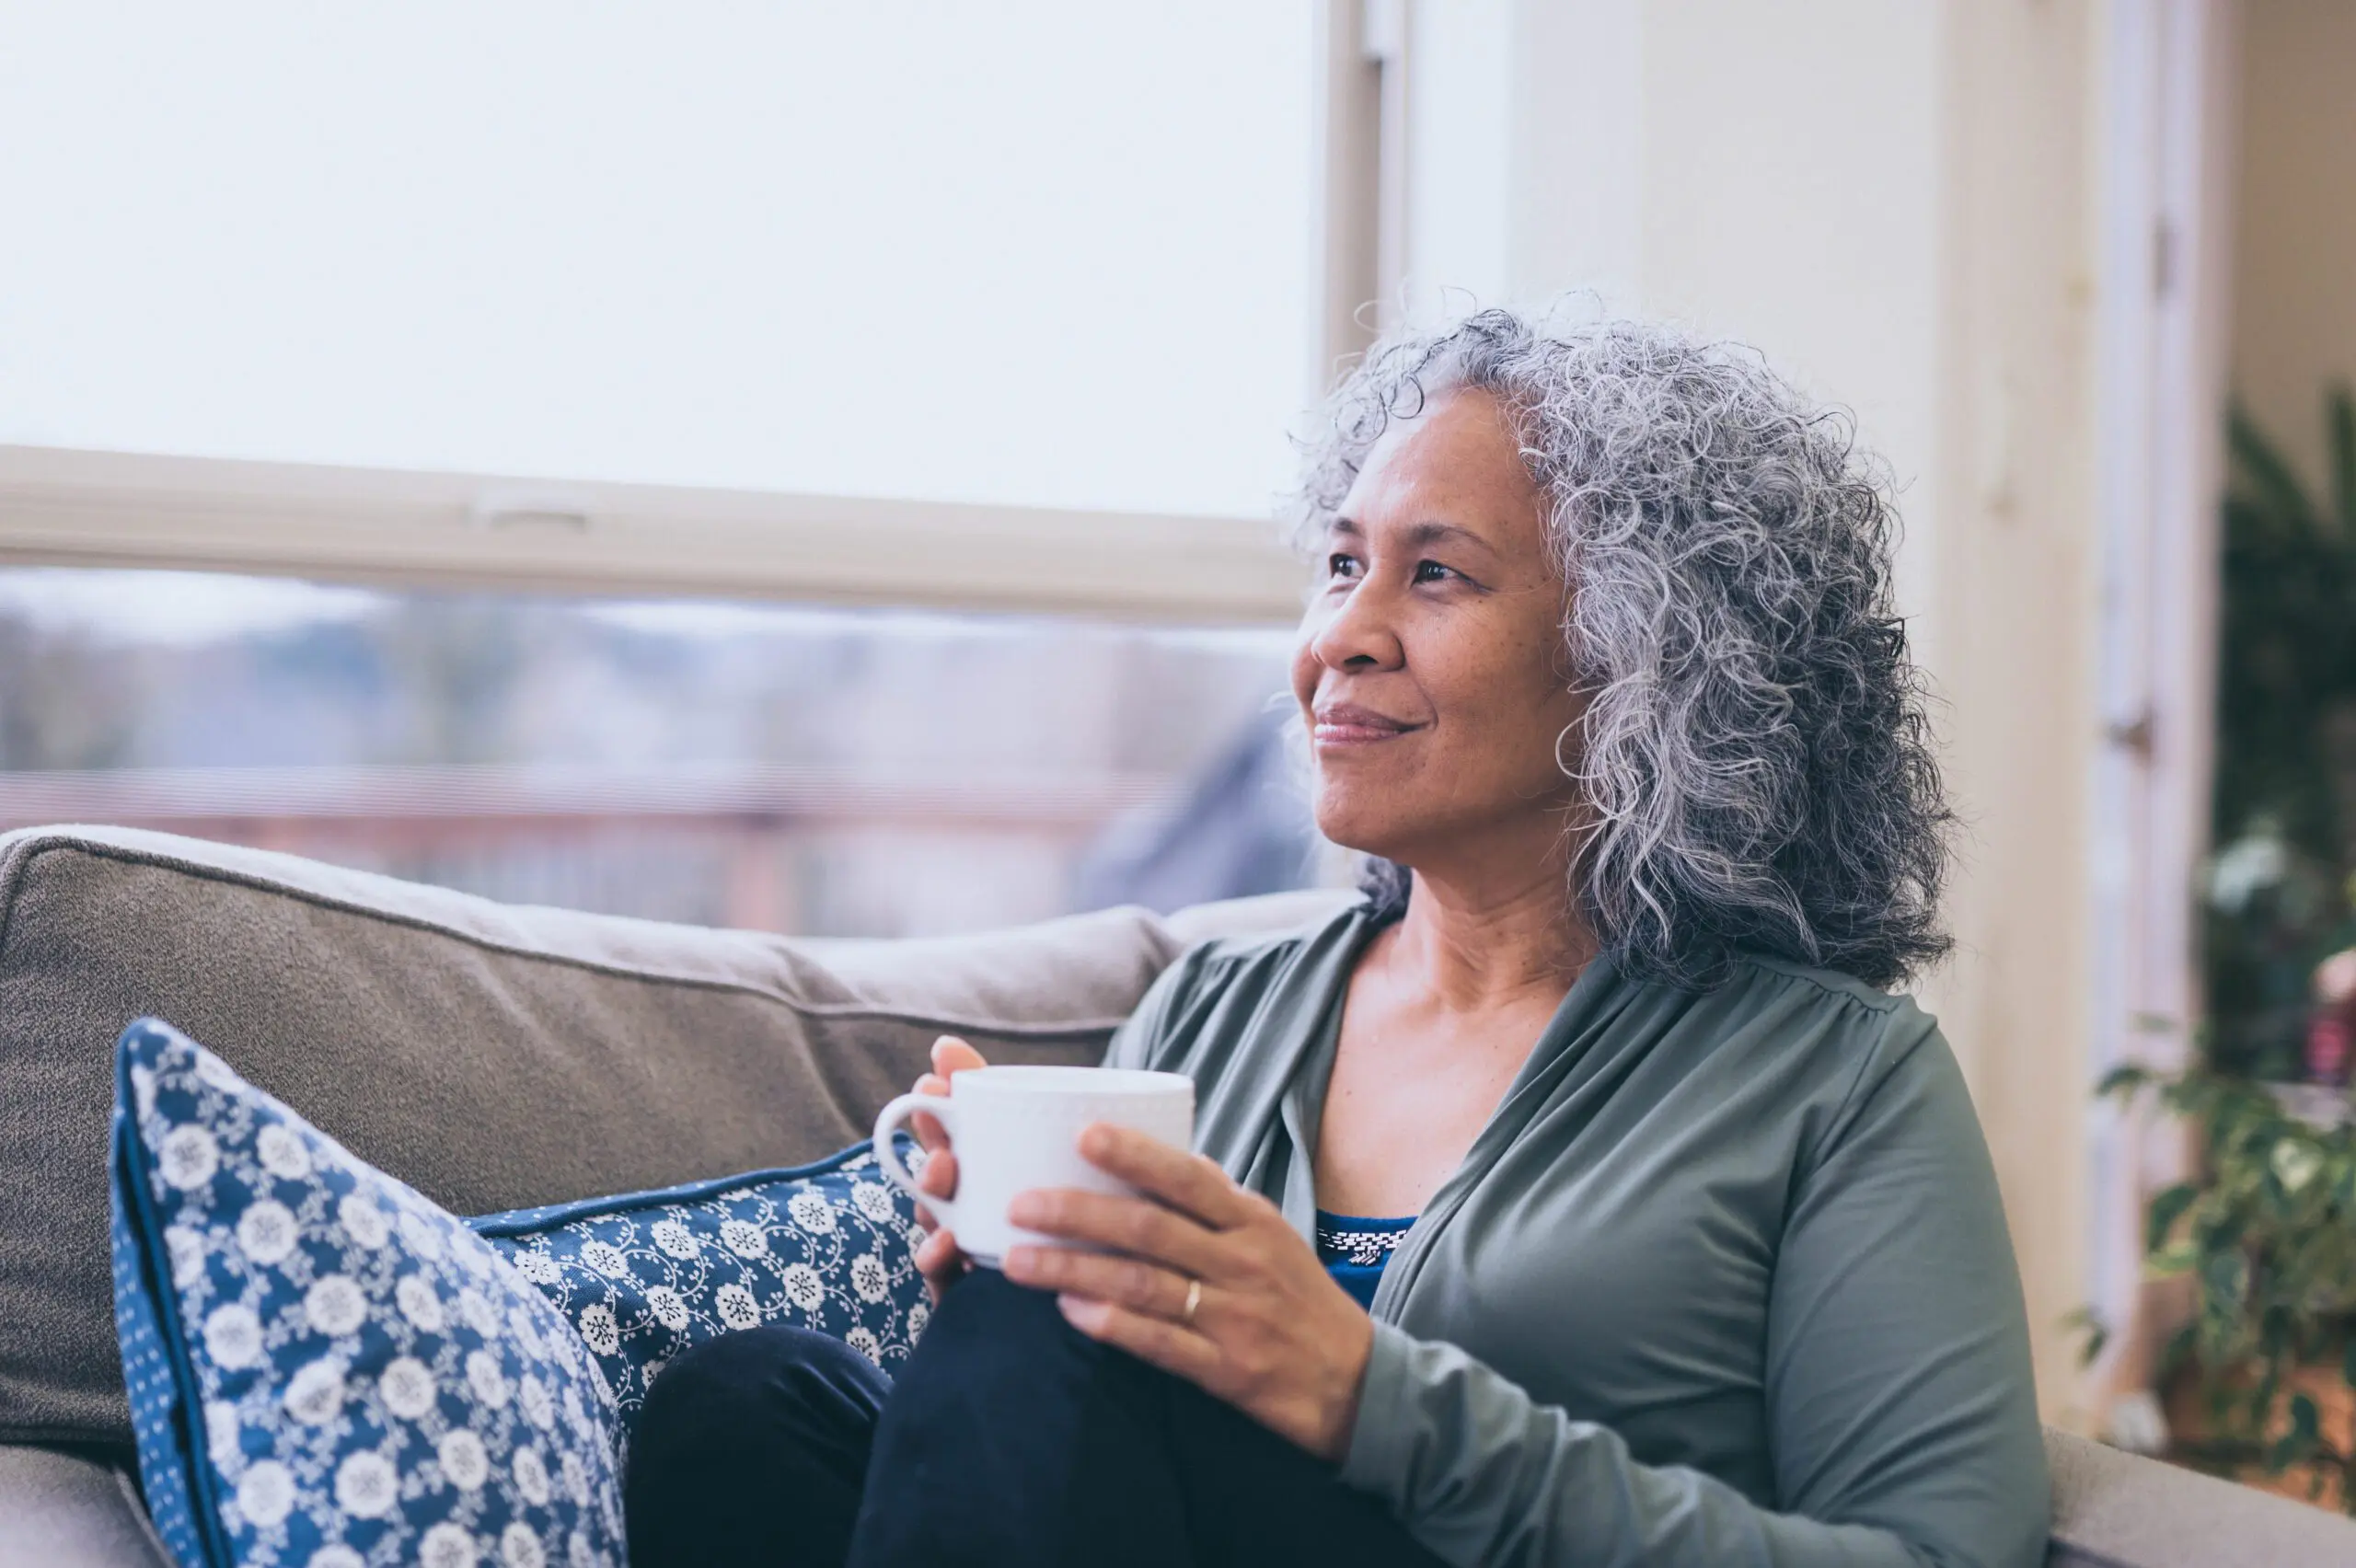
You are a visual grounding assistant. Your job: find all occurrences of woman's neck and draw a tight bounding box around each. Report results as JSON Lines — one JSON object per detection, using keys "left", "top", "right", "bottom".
{"left": 1377, "top": 860, "right": 1596, "bottom": 1016}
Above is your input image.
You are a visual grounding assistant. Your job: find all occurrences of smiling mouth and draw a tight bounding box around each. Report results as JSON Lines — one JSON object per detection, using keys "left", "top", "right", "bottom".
{"left": 1311, "top": 706, "right": 1421, "bottom": 745}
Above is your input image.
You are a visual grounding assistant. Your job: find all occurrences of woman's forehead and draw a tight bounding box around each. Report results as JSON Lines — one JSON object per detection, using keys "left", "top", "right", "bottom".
{"left": 1337, "top": 389, "right": 1546, "bottom": 550}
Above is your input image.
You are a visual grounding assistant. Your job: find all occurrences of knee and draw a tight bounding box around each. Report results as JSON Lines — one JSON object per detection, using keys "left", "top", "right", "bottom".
{"left": 637, "top": 1324, "right": 888, "bottom": 1456}
{"left": 890, "top": 1269, "right": 1141, "bottom": 1411}
{"left": 915, "top": 1270, "right": 1068, "bottom": 1359}
{"left": 629, "top": 1327, "right": 892, "bottom": 1567}
{"left": 848, "top": 1275, "right": 1180, "bottom": 1564}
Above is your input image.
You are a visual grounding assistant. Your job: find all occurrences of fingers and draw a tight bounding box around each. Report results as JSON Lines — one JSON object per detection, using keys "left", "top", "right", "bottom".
{"left": 1074, "top": 1124, "right": 1249, "bottom": 1230}
{"left": 910, "top": 1077, "right": 951, "bottom": 1152}
{"left": 931, "top": 1035, "right": 988, "bottom": 1077}
{"left": 911, "top": 1147, "right": 957, "bottom": 1228}
{"left": 1002, "top": 1245, "right": 1195, "bottom": 1321}
{"left": 1057, "top": 1296, "right": 1222, "bottom": 1386}
{"left": 911, "top": 1034, "right": 986, "bottom": 1148}
{"left": 916, "top": 1225, "right": 967, "bottom": 1303}
{"left": 918, "top": 1147, "right": 957, "bottom": 1200}
{"left": 1005, "top": 1187, "right": 1222, "bottom": 1277}
{"left": 916, "top": 1224, "right": 964, "bottom": 1273}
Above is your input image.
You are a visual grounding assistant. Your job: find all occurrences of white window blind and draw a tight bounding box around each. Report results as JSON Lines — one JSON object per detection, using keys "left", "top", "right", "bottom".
{"left": 0, "top": 3, "right": 1319, "bottom": 520}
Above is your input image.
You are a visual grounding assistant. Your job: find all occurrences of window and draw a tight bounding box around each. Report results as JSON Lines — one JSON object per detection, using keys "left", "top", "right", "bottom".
{"left": 0, "top": 8, "right": 1339, "bottom": 925}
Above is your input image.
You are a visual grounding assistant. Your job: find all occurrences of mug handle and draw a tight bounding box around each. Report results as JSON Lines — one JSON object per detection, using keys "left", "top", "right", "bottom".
{"left": 872, "top": 1092, "right": 958, "bottom": 1234}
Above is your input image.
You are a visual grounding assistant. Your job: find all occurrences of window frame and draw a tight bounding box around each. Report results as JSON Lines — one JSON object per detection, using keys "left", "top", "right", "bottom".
{"left": 0, "top": 443, "right": 1311, "bottom": 624}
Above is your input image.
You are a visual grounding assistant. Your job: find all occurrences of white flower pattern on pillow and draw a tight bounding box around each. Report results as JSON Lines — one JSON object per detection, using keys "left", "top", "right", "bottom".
{"left": 472, "top": 1139, "right": 930, "bottom": 1432}
{"left": 337, "top": 1193, "right": 391, "bottom": 1251}
{"left": 851, "top": 1182, "right": 896, "bottom": 1224}
{"left": 715, "top": 1284, "right": 762, "bottom": 1331}
{"left": 785, "top": 1190, "right": 836, "bottom": 1235}
{"left": 718, "top": 1219, "right": 768, "bottom": 1259}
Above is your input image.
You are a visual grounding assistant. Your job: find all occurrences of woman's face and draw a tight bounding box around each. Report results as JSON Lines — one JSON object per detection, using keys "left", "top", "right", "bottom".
{"left": 1291, "top": 388, "right": 1585, "bottom": 878}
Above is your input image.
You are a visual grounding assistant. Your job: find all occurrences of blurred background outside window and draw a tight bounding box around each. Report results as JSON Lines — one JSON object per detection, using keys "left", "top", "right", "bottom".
{"left": 0, "top": 569, "right": 1313, "bottom": 936}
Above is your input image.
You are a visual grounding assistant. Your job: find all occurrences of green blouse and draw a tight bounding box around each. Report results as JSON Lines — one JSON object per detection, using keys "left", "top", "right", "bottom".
{"left": 1104, "top": 902, "right": 2048, "bottom": 1568}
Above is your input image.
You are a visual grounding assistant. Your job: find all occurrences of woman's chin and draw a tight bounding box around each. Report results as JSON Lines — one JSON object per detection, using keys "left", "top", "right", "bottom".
{"left": 1311, "top": 808, "right": 1416, "bottom": 868}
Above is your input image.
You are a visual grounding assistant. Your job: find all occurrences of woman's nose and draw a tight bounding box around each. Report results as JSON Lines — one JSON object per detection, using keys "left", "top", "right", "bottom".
{"left": 1308, "top": 580, "right": 1404, "bottom": 672}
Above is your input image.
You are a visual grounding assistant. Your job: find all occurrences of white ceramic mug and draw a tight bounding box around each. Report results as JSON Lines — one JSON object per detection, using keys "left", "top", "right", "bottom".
{"left": 871, "top": 1065, "right": 1195, "bottom": 1266}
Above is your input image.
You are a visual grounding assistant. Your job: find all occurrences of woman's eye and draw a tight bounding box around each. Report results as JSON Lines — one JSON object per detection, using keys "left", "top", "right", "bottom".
{"left": 1327, "top": 553, "right": 1361, "bottom": 580}
{"left": 1413, "top": 560, "right": 1457, "bottom": 584}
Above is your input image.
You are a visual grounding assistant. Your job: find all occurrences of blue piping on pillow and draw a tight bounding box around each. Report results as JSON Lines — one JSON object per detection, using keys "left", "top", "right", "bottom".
{"left": 110, "top": 1047, "right": 238, "bottom": 1568}
{"left": 466, "top": 1140, "right": 892, "bottom": 1239}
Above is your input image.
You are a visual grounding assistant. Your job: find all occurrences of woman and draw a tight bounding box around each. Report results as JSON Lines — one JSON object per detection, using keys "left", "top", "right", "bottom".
{"left": 626, "top": 308, "right": 2050, "bottom": 1567}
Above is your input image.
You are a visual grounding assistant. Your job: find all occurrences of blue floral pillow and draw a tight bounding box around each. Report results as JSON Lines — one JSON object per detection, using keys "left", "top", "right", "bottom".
{"left": 109, "top": 1019, "right": 628, "bottom": 1568}
{"left": 468, "top": 1141, "right": 931, "bottom": 1436}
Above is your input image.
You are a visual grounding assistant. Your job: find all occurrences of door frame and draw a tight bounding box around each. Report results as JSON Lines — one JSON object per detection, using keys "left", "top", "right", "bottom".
{"left": 2084, "top": 0, "right": 2241, "bottom": 1431}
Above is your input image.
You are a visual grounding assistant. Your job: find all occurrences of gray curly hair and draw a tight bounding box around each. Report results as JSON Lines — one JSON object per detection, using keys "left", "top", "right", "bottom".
{"left": 1296, "top": 306, "right": 1951, "bottom": 989}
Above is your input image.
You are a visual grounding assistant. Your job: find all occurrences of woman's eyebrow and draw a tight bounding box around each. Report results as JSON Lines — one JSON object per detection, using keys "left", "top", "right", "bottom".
{"left": 1402, "top": 519, "right": 1495, "bottom": 554}
{"left": 1329, "top": 516, "right": 1496, "bottom": 555}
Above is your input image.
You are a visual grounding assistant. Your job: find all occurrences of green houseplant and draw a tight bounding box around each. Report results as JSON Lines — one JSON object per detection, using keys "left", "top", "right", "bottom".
{"left": 2095, "top": 387, "right": 2356, "bottom": 1509}
{"left": 2100, "top": 1064, "right": 2356, "bottom": 1506}
{"left": 2207, "top": 386, "right": 2356, "bottom": 1078}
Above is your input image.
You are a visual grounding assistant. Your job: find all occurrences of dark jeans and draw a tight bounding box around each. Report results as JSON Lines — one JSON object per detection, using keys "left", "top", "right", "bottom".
{"left": 625, "top": 1270, "right": 1443, "bottom": 1568}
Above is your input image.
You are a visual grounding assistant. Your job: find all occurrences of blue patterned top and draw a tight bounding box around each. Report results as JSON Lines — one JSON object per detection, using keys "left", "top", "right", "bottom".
{"left": 1314, "top": 1210, "right": 1415, "bottom": 1309}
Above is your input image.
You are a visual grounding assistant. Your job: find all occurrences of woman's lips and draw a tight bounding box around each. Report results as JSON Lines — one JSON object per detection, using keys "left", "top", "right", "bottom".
{"left": 1311, "top": 705, "right": 1420, "bottom": 746}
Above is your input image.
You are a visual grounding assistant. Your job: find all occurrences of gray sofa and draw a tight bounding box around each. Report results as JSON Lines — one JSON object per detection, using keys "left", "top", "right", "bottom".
{"left": 0, "top": 826, "right": 2346, "bottom": 1566}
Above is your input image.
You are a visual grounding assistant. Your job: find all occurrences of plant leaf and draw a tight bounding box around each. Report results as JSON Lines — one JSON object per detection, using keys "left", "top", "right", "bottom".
{"left": 2232, "top": 403, "right": 2320, "bottom": 532}
{"left": 2249, "top": 1369, "right": 2283, "bottom": 1447}
{"left": 2197, "top": 1202, "right": 2247, "bottom": 1256}
{"left": 2159, "top": 1321, "right": 2199, "bottom": 1379}
{"left": 2200, "top": 1250, "right": 2252, "bottom": 1361}
{"left": 2062, "top": 1306, "right": 2110, "bottom": 1366}
{"left": 2098, "top": 1064, "right": 2153, "bottom": 1100}
{"left": 2259, "top": 1305, "right": 2293, "bottom": 1359}
{"left": 2272, "top": 1136, "right": 2327, "bottom": 1195}
{"left": 2144, "top": 1182, "right": 2200, "bottom": 1255}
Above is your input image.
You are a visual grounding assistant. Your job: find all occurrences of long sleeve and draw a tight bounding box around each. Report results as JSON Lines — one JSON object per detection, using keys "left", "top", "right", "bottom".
{"left": 1337, "top": 1020, "right": 2050, "bottom": 1568}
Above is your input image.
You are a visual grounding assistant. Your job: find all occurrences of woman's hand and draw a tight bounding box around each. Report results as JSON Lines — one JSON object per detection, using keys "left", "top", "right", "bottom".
{"left": 907, "top": 1035, "right": 988, "bottom": 1303}
{"left": 1000, "top": 1125, "right": 1376, "bottom": 1462}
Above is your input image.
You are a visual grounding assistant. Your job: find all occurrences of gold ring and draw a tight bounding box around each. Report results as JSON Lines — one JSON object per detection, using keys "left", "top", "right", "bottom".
{"left": 1182, "top": 1276, "right": 1202, "bottom": 1326}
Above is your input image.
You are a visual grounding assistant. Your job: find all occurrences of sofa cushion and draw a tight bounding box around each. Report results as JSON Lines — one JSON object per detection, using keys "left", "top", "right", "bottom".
{"left": 112, "top": 1019, "right": 628, "bottom": 1568}
{"left": 0, "top": 826, "right": 1346, "bottom": 1452}
{"left": 470, "top": 1140, "right": 931, "bottom": 1440}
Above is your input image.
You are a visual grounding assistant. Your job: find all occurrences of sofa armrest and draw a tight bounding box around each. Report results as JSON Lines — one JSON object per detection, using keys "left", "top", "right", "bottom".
{"left": 2045, "top": 1427, "right": 2356, "bottom": 1566}
{"left": 0, "top": 1445, "right": 169, "bottom": 1568}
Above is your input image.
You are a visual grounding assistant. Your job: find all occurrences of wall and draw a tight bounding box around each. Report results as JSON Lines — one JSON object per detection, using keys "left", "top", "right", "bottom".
{"left": 1926, "top": 0, "right": 2107, "bottom": 1432}
{"left": 2230, "top": 0, "right": 2356, "bottom": 488}
{"left": 1395, "top": 0, "right": 2108, "bottom": 1421}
